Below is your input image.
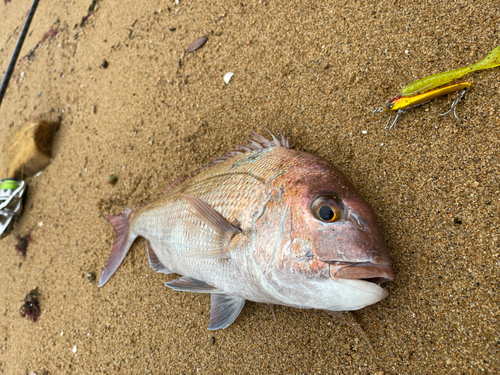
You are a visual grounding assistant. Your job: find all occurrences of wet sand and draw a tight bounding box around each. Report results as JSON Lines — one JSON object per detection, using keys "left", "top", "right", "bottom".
{"left": 0, "top": 0, "right": 498, "bottom": 373}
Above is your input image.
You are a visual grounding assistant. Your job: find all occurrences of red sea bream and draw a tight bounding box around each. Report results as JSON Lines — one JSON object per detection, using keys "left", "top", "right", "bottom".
{"left": 99, "top": 130, "right": 394, "bottom": 330}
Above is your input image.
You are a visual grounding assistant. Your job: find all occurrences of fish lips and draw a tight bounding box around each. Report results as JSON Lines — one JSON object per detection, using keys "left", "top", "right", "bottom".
{"left": 330, "top": 262, "right": 394, "bottom": 285}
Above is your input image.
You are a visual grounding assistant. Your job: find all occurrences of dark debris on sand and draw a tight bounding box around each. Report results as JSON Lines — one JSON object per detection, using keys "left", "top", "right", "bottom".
{"left": 15, "top": 234, "right": 33, "bottom": 256}
{"left": 19, "top": 288, "right": 41, "bottom": 323}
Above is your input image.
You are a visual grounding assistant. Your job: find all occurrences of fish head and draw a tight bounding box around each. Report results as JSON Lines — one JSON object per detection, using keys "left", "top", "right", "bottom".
{"left": 257, "top": 150, "right": 393, "bottom": 311}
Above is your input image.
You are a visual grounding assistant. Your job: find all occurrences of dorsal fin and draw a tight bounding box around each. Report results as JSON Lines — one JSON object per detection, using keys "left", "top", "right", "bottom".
{"left": 204, "top": 127, "right": 289, "bottom": 168}
{"left": 163, "top": 174, "right": 190, "bottom": 194}
{"left": 163, "top": 128, "right": 289, "bottom": 194}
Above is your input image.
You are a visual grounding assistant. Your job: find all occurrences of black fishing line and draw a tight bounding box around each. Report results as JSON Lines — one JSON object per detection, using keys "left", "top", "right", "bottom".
{"left": 0, "top": 0, "right": 40, "bottom": 107}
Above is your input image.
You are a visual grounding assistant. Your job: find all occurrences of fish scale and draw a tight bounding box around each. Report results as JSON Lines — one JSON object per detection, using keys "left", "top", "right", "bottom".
{"left": 134, "top": 176, "right": 270, "bottom": 299}
{"left": 100, "top": 130, "right": 394, "bottom": 330}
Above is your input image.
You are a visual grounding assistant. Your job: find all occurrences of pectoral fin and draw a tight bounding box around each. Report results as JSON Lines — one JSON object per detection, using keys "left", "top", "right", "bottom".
{"left": 165, "top": 276, "right": 222, "bottom": 293}
{"left": 209, "top": 294, "right": 246, "bottom": 330}
{"left": 268, "top": 304, "right": 276, "bottom": 322}
{"left": 181, "top": 193, "right": 240, "bottom": 258}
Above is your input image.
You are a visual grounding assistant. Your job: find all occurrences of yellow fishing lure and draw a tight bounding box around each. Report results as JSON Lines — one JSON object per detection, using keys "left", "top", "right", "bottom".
{"left": 379, "top": 81, "right": 472, "bottom": 130}
{"left": 377, "top": 46, "right": 500, "bottom": 129}
{"left": 385, "top": 81, "right": 472, "bottom": 112}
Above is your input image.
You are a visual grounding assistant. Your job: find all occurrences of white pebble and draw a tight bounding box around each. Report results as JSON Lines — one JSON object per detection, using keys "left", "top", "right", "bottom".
{"left": 72, "top": 345, "right": 77, "bottom": 353}
{"left": 405, "top": 49, "right": 409, "bottom": 54}
{"left": 223, "top": 72, "right": 234, "bottom": 84}
{"left": 38, "top": 222, "right": 43, "bottom": 227}
{"left": 361, "top": 130, "right": 367, "bottom": 134}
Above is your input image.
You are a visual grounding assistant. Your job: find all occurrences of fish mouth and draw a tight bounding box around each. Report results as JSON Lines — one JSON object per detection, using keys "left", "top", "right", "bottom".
{"left": 329, "top": 262, "right": 394, "bottom": 285}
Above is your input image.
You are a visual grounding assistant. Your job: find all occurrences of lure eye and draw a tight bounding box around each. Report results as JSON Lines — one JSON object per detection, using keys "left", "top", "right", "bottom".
{"left": 386, "top": 102, "right": 394, "bottom": 110}
{"left": 311, "top": 195, "right": 342, "bottom": 223}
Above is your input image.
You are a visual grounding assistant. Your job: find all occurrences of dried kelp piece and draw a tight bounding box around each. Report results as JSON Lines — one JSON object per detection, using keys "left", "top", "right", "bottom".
{"left": 19, "top": 26, "right": 59, "bottom": 63}
{"left": 39, "top": 28, "right": 58, "bottom": 43}
{"left": 80, "top": 0, "right": 100, "bottom": 27}
{"left": 185, "top": 36, "right": 208, "bottom": 53}
{"left": 15, "top": 234, "right": 33, "bottom": 256}
{"left": 20, "top": 288, "right": 41, "bottom": 322}
{"left": 88, "top": 0, "right": 98, "bottom": 12}
{"left": 80, "top": 12, "right": 94, "bottom": 27}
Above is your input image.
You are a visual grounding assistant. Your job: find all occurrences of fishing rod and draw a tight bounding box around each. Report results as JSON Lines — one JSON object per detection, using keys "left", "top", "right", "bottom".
{"left": 0, "top": 0, "right": 39, "bottom": 238}
{"left": 0, "top": 0, "right": 40, "bottom": 107}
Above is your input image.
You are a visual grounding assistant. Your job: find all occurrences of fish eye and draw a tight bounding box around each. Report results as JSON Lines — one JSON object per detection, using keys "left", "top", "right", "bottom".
{"left": 311, "top": 196, "right": 342, "bottom": 223}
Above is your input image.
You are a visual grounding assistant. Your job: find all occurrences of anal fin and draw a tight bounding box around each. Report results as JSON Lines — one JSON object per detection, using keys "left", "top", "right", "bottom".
{"left": 146, "top": 240, "right": 173, "bottom": 274}
{"left": 181, "top": 193, "right": 240, "bottom": 258}
{"left": 165, "top": 276, "right": 222, "bottom": 293}
{"left": 209, "top": 294, "right": 246, "bottom": 330}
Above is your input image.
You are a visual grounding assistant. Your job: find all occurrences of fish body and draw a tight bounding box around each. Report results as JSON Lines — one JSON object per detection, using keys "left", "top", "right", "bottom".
{"left": 100, "top": 130, "right": 394, "bottom": 330}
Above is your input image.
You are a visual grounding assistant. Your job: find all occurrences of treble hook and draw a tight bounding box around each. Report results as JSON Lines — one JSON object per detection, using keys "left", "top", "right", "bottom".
{"left": 386, "top": 109, "right": 407, "bottom": 130}
{"left": 439, "top": 88, "right": 468, "bottom": 120}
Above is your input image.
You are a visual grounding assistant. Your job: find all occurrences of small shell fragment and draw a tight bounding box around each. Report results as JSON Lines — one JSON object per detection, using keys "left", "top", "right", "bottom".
{"left": 223, "top": 72, "right": 234, "bottom": 84}
{"left": 72, "top": 345, "right": 77, "bottom": 353}
{"left": 186, "top": 36, "right": 208, "bottom": 53}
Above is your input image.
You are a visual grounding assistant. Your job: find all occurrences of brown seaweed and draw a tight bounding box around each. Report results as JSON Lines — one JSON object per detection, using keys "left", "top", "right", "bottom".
{"left": 19, "top": 288, "right": 41, "bottom": 323}
{"left": 15, "top": 234, "right": 33, "bottom": 256}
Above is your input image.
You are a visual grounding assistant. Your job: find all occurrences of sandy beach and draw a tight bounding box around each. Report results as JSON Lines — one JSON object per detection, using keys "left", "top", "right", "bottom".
{"left": 0, "top": 0, "right": 498, "bottom": 373}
